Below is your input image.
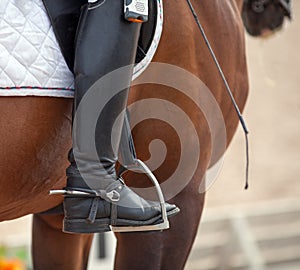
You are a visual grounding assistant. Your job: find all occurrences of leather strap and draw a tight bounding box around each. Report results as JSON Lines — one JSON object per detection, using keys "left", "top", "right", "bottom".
{"left": 87, "top": 197, "right": 99, "bottom": 224}
{"left": 110, "top": 203, "right": 118, "bottom": 226}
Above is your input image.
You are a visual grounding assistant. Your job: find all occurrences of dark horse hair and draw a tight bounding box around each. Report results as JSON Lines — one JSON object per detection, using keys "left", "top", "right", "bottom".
{"left": 242, "top": 0, "right": 291, "bottom": 36}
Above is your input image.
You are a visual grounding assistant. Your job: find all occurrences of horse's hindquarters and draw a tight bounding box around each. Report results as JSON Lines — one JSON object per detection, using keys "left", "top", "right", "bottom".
{"left": 0, "top": 97, "right": 72, "bottom": 221}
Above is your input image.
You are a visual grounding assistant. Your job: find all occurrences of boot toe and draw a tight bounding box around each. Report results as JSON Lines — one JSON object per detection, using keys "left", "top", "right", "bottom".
{"left": 165, "top": 202, "right": 180, "bottom": 216}
{"left": 117, "top": 185, "right": 180, "bottom": 220}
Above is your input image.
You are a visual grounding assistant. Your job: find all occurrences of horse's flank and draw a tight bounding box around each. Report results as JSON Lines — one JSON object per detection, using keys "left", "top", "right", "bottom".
{"left": 0, "top": 97, "right": 72, "bottom": 220}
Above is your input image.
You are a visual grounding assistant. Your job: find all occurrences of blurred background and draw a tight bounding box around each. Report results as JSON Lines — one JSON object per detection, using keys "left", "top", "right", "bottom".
{"left": 0, "top": 1, "right": 299, "bottom": 270}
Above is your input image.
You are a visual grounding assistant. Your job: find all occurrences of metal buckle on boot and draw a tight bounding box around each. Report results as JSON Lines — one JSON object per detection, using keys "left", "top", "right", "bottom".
{"left": 106, "top": 190, "right": 120, "bottom": 202}
{"left": 124, "top": 0, "right": 148, "bottom": 23}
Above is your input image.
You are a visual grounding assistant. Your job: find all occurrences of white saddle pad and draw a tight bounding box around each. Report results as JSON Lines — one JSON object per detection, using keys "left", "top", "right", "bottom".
{"left": 0, "top": 0, "right": 163, "bottom": 98}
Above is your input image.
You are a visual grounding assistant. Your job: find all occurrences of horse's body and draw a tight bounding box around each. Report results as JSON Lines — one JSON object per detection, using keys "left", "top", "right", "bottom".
{"left": 1, "top": 1, "right": 248, "bottom": 269}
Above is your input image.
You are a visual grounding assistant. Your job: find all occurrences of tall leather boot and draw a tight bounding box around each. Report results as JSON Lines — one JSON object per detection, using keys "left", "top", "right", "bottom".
{"left": 63, "top": 0, "right": 179, "bottom": 234}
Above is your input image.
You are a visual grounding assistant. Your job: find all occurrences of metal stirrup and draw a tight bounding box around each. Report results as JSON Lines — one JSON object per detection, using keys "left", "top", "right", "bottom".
{"left": 115, "top": 111, "right": 170, "bottom": 232}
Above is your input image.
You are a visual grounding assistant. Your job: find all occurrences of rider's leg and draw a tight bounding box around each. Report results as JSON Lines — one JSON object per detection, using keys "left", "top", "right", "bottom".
{"left": 63, "top": 0, "right": 179, "bottom": 234}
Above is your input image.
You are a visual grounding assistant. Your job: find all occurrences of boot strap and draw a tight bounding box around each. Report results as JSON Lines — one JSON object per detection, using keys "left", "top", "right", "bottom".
{"left": 86, "top": 197, "right": 100, "bottom": 224}
{"left": 110, "top": 203, "right": 118, "bottom": 226}
{"left": 64, "top": 181, "right": 124, "bottom": 224}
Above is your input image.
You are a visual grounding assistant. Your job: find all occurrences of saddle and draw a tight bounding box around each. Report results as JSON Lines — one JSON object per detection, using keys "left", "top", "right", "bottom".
{"left": 42, "top": 0, "right": 158, "bottom": 73}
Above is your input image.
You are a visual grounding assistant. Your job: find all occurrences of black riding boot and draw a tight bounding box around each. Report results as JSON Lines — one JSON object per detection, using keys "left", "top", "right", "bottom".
{"left": 63, "top": 0, "right": 179, "bottom": 234}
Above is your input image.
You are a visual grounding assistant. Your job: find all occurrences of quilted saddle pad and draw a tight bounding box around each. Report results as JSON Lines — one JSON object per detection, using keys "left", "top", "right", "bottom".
{"left": 0, "top": 0, "right": 163, "bottom": 98}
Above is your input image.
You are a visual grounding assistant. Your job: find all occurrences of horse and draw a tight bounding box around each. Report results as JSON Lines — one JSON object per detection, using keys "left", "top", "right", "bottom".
{"left": 0, "top": 0, "right": 290, "bottom": 269}
{"left": 242, "top": 0, "right": 292, "bottom": 36}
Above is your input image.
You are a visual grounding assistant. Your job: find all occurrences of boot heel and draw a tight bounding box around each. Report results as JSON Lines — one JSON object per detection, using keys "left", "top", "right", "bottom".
{"left": 63, "top": 218, "right": 111, "bottom": 234}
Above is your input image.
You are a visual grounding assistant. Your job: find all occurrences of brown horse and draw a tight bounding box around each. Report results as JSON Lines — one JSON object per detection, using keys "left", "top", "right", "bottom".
{"left": 0, "top": 0, "right": 287, "bottom": 269}
{"left": 242, "top": 0, "right": 291, "bottom": 36}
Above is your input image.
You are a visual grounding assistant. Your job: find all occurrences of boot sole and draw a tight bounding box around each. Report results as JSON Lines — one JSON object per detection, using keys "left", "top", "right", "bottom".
{"left": 63, "top": 207, "right": 180, "bottom": 234}
{"left": 63, "top": 218, "right": 111, "bottom": 234}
